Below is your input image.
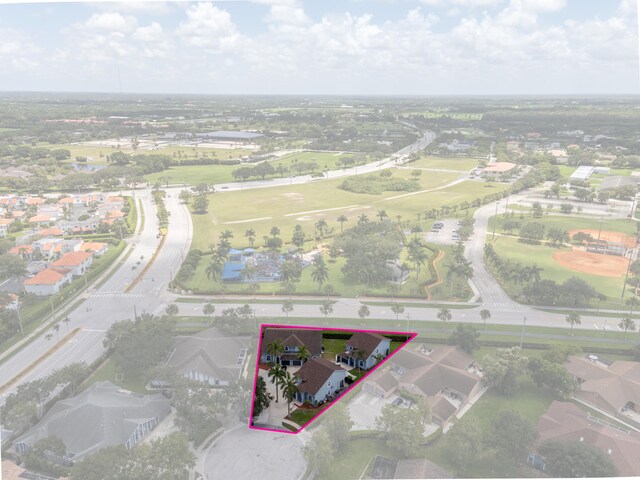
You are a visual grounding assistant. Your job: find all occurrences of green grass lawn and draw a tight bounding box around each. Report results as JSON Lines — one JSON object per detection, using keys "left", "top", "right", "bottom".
{"left": 288, "top": 407, "right": 323, "bottom": 426}
{"left": 407, "top": 155, "right": 479, "bottom": 171}
{"left": 269, "top": 150, "right": 365, "bottom": 173}
{"left": 189, "top": 169, "right": 463, "bottom": 250}
{"left": 490, "top": 235, "right": 627, "bottom": 302}
{"left": 146, "top": 164, "right": 239, "bottom": 186}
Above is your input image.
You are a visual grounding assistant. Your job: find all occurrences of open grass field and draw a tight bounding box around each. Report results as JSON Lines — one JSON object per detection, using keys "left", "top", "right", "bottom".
{"left": 268, "top": 150, "right": 365, "bottom": 172}
{"left": 189, "top": 169, "right": 463, "bottom": 250}
{"left": 489, "top": 236, "right": 627, "bottom": 302}
{"left": 316, "top": 437, "right": 391, "bottom": 480}
{"left": 146, "top": 164, "right": 239, "bottom": 186}
{"left": 407, "top": 155, "right": 480, "bottom": 171}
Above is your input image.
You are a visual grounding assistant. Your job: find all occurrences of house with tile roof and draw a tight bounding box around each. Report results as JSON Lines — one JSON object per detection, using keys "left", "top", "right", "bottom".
{"left": 363, "top": 345, "right": 482, "bottom": 428}
{"left": 536, "top": 401, "right": 640, "bottom": 476}
{"left": 23, "top": 268, "right": 72, "bottom": 296}
{"left": 13, "top": 381, "right": 170, "bottom": 461}
{"left": 294, "top": 357, "right": 348, "bottom": 406}
{"left": 0, "top": 217, "right": 14, "bottom": 237}
{"left": 50, "top": 251, "right": 93, "bottom": 276}
{"left": 336, "top": 332, "right": 391, "bottom": 371}
{"left": 164, "top": 327, "right": 250, "bottom": 387}
{"left": 565, "top": 355, "right": 640, "bottom": 429}
{"left": 260, "top": 328, "right": 323, "bottom": 366}
{"left": 78, "top": 242, "right": 108, "bottom": 256}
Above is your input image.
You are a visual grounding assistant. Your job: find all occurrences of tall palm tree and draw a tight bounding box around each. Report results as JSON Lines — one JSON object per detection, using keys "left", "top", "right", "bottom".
{"left": 220, "top": 229, "right": 234, "bottom": 241}
{"left": 267, "top": 339, "right": 284, "bottom": 365}
{"left": 480, "top": 309, "right": 491, "bottom": 327}
{"left": 376, "top": 209, "right": 388, "bottom": 222}
{"left": 565, "top": 312, "right": 581, "bottom": 333}
{"left": 281, "top": 372, "right": 298, "bottom": 415}
{"left": 337, "top": 215, "right": 348, "bottom": 233}
{"left": 205, "top": 254, "right": 224, "bottom": 283}
{"left": 270, "top": 226, "right": 281, "bottom": 238}
{"left": 268, "top": 363, "right": 286, "bottom": 403}
{"left": 618, "top": 317, "right": 636, "bottom": 335}
{"left": 357, "top": 213, "right": 369, "bottom": 226}
{"left": 626, "top": 296, "right": 640, "bottom": 316}
{"left": 437, "top": 307, "right": 452, "bottom": 323}
{"left": 297, "top": 345, "right": 311, "bottom": 364}
{"left": 314, "top": 218, "right": 328, "bottom": 238}
{"left": 311, "top": 257, "right": 329, "bottom": 290}
{"left": 245, "top": 228, "right": 256, "bottom": 247}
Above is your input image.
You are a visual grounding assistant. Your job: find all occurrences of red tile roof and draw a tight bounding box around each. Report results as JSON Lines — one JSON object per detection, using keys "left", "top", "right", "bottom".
{"left": 24, "top": 268, "right": 68, "bottom": 285}
{"left": 50, "top": 251, "right": 92, "bottom": 267}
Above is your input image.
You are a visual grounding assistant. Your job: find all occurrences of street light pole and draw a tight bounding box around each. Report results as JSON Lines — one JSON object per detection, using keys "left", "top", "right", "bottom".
{"left": 492, "top": 201, "right": 500, "bottom": 239}
{"left": 520, "top": 316, "right": 527, "bottom": 349}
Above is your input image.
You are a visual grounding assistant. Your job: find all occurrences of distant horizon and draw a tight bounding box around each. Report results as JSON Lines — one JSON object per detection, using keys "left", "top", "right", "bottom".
{"left": 0, "top": 90, "right": 639, "bottom": 99}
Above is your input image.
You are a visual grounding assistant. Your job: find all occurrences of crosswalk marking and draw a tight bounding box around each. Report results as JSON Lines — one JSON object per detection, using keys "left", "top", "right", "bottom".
{"left": 91, "top": 291, "right": 145, "bottom": 298}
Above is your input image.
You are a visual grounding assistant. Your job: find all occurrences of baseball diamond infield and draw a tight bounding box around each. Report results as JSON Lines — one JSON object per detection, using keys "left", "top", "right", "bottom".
{"left": 553, "top": 248, "right": 629, "bottom": 277}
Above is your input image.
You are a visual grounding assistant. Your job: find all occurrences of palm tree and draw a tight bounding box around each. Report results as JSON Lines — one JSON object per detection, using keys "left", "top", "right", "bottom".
{"left": 311, "top": 256, "right": 329, "bottom": 290}
{"left": 565, "top": 312, "right": 581, "bottom": 333}
{"left": 270, "top": 226, "right": 280, "bottom": 238}
{"left": 337, "top": 215, "right": 348, "bottom": 233}
{"left": 319, "top": 300, "right": 333, "bottom": 319}
{"left": 220, "top": 229, "right": 234, "bottom": 241}
{"left": 357, "top": 213, "right": 369, "bottom": 226}
{"left": 205, "top": 254, "right": 224, "bottom": 283}
{"left": 437, "top": 307, "right": 452, "bottom": 323}
{"left": 45, "top": 333, "right": 53, "bottom": 344}
{"left": 281, "top": 300, "right": 294, "bottom": 318}
{"left": 376, "top": 209, "right": 388, "bottom": 222}
{"left": 63, "top": 316, "right": 71, "bottom": 331}
{"left": 528, "top": 263, "right": 543, "bottom": 284}
{"left": 314, "top": 218, "right": 328, "bottom": 238}
{"left": 358, "top": 305, "right": 370, "bottom": 321}
{"left": 626, "top": 296, "right": 640, "bottom": 316}
{"left": 618, "top": 317, "right": 636, "bottom": 335}
{"left": 267, "top": 339, "right": 284, "bottom": 365}
{"left": 391, "top": 303, "right": 405, "bottom": 321}
{"left": 297, "top": 345, "right": 311, "bottom": 364}
{"left": 203, "top": 302, "right": 215, "bottom": 320}
{"left": 165, "top": 303, "right": 179, "bottom": 317}
{"left": 480, "top": 309, "right": 491, "bottom": 328}
{"left": 52, "top": 323, "right": 60, "bottom": 342}
{"left": 268, "top": 363, "right": 286, "bottom": 403}
{"left": 281, "top": 372, "right": 298, "bottom": 415}
{"left": 245, "top": 228, "right": 256, "bottom": 247}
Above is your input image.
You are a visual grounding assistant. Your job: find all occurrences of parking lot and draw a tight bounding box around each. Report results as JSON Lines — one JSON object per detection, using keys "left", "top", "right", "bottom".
{"left": 423, "top": 218, "right": 461, "bottom": 245}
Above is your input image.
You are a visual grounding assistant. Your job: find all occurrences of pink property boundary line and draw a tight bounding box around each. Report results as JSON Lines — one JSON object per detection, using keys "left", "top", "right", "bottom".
{"left": 248, "top": 323, "right": 418, "bottom": 435}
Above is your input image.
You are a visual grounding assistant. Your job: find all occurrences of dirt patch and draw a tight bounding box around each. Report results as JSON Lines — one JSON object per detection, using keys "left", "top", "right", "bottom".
{"left": 568, "top": 229, "right": 637, "bottom": 248}
{"left": 553, "top": 248, "right": 629, "bottom": 277}
{"left": 281, "top": 192, "right": 304, "bottom": 202}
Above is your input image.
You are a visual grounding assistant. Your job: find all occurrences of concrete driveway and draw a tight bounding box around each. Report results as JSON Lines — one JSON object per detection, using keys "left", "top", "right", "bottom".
{"left": 201, "top": 426, "right": 305, "bottom": 480}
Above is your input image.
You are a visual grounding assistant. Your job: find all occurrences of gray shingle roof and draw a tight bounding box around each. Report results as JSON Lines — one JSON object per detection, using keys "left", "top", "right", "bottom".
{"left": 14, "top": 382, "right": 170, "bottom": 459}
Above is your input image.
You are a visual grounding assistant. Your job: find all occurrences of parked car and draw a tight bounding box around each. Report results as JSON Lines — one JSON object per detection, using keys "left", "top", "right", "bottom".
{"left": 392, "top": 397, "right": 404, "bottom": 407}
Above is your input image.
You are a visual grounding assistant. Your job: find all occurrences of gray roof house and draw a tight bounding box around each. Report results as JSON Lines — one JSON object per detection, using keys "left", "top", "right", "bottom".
{"left": 13, "top": 382, "right": 170, "bottom": 460}
{"left": 166, "top": 327, "right": 251, "bottom": 386}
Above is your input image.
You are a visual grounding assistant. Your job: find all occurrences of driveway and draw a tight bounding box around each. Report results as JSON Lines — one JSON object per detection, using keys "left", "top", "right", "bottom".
{"left": 201, "top": 426, "right": 305, "bottom": 480}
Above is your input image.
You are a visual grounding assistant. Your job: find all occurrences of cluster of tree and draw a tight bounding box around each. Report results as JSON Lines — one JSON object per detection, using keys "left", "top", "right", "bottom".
{"left": 151, "top": 190, "right": 169, "bottom": 228}
{"left": 334, "top": 218, "right": 403, "bottom": 286}
{"left": 446, "top": 242, "right": 474, "bottom": 297}
{"left": 69, "top": 432, "right": 195, "bottom": 480}
{"left": 339, "top": 170, "right": 419, "bottom": 195}
{"left": 174, "top": 249, "right": 202, "bottom": 284}
{"left": 482, "top": 345, "right": 577, "bottom": 398}
{"left": 210, "top": 304, "right": 255, "bottom": 335}
{"left": 1, "top": 362, "right": 88, "bottom": 432}
{"left": 510, "top": 162, "right": 561, "bottom": 194}
{"left": 232, "top": 162, "right": 281, "bottom": 181}
{"left": 102, "top": 313, "right": 175, "bottom": 377}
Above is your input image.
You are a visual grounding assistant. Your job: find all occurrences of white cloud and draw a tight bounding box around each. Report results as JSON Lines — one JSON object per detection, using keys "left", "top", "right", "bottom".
{"left": 176, "top": 3, "right": 243, "bottom": 53}
{"left": 420, "top": 0, "right": 504, "bottom": 7}
{"left": 83, "top": 12, "right": 137, "bottom": 32}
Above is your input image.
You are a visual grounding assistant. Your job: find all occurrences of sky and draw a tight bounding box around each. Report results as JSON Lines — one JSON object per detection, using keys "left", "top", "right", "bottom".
{"left": 0, "top": 0, "right": 638, "bottom": 95}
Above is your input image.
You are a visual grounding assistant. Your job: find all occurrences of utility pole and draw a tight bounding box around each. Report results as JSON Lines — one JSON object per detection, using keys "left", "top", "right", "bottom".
{"left": 492, "top": 201, "right": 500, "bottom": 239}
{"left": 520, "top": 316, "right": 527, "bottom": 349}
